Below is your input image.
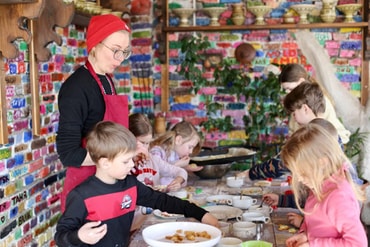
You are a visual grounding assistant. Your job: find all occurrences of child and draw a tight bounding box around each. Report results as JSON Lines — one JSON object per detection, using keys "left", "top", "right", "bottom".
{"left": 129, "top": 113, "right": 187, "bottom": 192}
{"left": 263, "top": 118, "right": 348, "bottom": 228}
{"left": 150, "top": 120, "right": 203, "bottom": 185}
{"left": 279, "top": 63, "right": 350, "bottom": 144}
{"left": 282, "top": 122, "right": 367, "bottom": 247}
{"left": 237, "top": 81, "right": 325, "bottom": 180}
{"left": 54, "top": 121, "right": 218, "bottom": 247}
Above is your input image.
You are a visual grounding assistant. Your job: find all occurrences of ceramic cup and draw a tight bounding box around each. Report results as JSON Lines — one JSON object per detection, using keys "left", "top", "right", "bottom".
{"left": 217, "top": 237, "right": 243, "bottom": 247}
{"left": 226, "top": 176, "right": 244, "bottom": 188}
{"left": 237, "top": 212, "right": 271, "bottom": 223}
{"left": 231, "top": 195, "right": 257, "bottom": 209}
{"left": 219, "top": 221, "right": 231, "bottom": 236}
{"left": 248, "top": 205, "right": 273, "bottom": 217}
{"left": 232, "top": 221, "right": 256, "bottom": 238}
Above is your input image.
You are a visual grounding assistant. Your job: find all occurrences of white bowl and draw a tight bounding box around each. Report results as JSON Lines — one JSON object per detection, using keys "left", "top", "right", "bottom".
{"left": 248, "top": 205, "right": 273, "bottom": 217}
{"left": 231, "top": 195, "right": 257, "bottom": 209}
{"left": 142, "top": 222, "right": 221, "bottom": 247}
{"left": 226, "top": 177, "right": 244, "bottom": 188}
{"left": 217, "top": 237, "right": 243, "bottom": 247}
{"left": 232, "top": 221, "right": 256, "bottom": 238}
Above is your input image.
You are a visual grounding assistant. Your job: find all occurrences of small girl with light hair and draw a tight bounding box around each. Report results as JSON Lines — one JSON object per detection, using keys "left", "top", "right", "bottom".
{"left": 282, "top": 123, "right": 366, "bottom": 247}
{"left": 150, "top": 121, "right": 203, "bottom": 185}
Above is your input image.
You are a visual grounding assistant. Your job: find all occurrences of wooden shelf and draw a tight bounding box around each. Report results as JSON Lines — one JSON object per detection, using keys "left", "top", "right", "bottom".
{"left": 71, "top": 13, "right": 91, "bottom": 27}
{"left": 163, "top": 22, "right": 369, "bottom": 32}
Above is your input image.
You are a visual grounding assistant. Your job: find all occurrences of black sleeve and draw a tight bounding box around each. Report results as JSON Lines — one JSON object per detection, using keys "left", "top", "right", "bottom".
{"left": 135, "top": 179, "right": 207, "bottom": 221}
{"left": 56, "top": 67, "right": 105, "bottom": 167}
{"left": 54, "top": 190, "right": 87, "bottom": 246}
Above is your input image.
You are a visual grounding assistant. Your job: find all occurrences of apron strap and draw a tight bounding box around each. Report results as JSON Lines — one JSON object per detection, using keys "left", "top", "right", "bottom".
{"left": 85, "top": 60, "right": 116, "bottom": 95}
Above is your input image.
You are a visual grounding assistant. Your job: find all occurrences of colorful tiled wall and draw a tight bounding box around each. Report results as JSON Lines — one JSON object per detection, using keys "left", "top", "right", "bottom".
{"left": 0, "top": 0, "right": 365, "bottom": 246}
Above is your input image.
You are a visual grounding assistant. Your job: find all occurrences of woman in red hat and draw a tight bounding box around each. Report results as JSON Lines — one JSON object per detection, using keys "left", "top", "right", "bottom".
{"left": 56, "top": 14, "right": 131, "bottom": 212}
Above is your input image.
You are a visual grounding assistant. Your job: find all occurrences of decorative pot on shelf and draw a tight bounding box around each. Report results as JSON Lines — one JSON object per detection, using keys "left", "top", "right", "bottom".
{"left": 320, "top": 0, "right": 338, "bottom": 23}
{"left": 231, "top": 3, "right": 245, "bottom": 25}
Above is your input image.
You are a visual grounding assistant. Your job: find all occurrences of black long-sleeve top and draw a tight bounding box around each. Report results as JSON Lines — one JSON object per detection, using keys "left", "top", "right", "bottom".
{"left": 56, "top": 66, "right": 113, "bottom": 167}
{"left": 54, "top": 175, "right": 207, "bottom": 247}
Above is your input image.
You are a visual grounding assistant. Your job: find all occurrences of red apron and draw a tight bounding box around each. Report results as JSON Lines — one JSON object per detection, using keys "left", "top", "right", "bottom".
{"left": 61, "top": 61, "right": 129, "bottom": 212}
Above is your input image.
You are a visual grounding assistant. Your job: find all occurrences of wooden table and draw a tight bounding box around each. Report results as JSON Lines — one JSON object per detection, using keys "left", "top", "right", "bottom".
{"left": 129, "top": 173, "right": 298, "bottom": 247}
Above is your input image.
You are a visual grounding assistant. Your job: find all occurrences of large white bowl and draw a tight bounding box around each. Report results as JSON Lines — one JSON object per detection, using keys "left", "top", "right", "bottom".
{"left": 142, "top": 221, "right": 222, "bottom": 247}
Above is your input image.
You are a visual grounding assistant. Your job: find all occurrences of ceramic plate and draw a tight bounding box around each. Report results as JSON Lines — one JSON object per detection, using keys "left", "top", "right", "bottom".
{"left": 153, "top": 209, "right": 184, "bottom": 219}
{"left": 206, "top": 195, "right": 233, "bottom": 205}
{"left": 228, "top": 187, "right": 265, "bottom": 196}
{"left": 203, "top": 205, "right": 243, "bottom": 220}
{"left": 143, "top": 221, "right": 221, "bottom": 247}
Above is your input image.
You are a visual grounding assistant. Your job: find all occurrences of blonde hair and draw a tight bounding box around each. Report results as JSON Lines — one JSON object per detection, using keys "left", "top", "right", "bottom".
{"left": 281, "top": 123, "right": 364, "bottom": 214}
{"left": 86, "top": 121, "right": 136, "bottom": 163}
{"left": 150, "top": 121, "right": 202, "bottom": 156}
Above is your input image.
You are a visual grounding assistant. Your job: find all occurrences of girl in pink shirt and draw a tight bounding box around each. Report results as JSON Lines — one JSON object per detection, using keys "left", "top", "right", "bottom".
{"left": 282, "top": 123, "right": 367, "bottom": 247}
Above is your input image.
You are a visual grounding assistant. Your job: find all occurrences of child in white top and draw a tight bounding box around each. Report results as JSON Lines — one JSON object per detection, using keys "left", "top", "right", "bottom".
{"left": 150, "top": 120, "right": 203, "bottom": 185}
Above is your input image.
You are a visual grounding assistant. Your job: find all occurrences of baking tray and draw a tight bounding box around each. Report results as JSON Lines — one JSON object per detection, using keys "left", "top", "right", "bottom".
{"left": 190, "top": 147, "right": 257, "bottom": 166}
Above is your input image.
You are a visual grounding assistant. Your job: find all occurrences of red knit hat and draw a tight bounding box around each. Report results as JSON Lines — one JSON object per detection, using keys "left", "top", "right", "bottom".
{"left": 86, "top": 14, "right": 131, "bottom": 52}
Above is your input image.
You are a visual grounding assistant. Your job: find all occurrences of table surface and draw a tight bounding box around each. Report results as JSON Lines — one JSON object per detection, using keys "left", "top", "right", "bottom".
{"left": 129, "top": 172, "right": 298, "bottom": 247}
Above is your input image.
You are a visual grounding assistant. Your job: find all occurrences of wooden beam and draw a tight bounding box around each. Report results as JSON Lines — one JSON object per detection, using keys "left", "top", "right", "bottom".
{"left": 0, "top": 56, "right": 8, "bottom": 144}
{"left": 29, "top": 19, "right": 40, "bottom": 136}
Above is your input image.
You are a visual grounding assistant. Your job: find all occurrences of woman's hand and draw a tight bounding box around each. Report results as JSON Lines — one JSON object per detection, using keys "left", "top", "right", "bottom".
{"left": 262, "top": 193, "right": 279, "bottom": 206}
{"left": 78, "top": 221, "right": 107, "bottom": 245}
{"left": 286, "top": 232, "right": 309, "bottom": 247}
{"left": 287, "top": 212, "right": 304, "bottom": 228}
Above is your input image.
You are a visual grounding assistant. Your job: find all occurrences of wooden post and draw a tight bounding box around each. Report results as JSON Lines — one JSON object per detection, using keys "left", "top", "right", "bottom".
{"left": 0, "top": 56, "right": 8, "bottom": 144}
{"left": 29, "top": 19, "right": 41, "bottom": 136}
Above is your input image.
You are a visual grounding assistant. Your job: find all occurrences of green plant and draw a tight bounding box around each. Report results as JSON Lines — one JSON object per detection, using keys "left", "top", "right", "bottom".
{"left": 213, "top": 59, "right": 250, "bottom": 97}
{"left": 345, "top": 128, "right": 367, "bottom": 159}
{"left": 177, "top": 34, "right": 210, "bottom": 93}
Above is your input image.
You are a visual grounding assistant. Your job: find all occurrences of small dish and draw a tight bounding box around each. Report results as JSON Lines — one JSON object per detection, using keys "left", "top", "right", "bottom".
{"left": 203, "top": 205, "right": 243, "bottom": 220}
{"left": 206, "top": 195, "right": 234, "bottom": 205}
{"left": 153, "top": 209, "right": 184, "bottom": 219}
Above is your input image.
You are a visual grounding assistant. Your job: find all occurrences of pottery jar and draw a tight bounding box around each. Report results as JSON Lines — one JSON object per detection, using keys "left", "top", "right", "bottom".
{"left": 231, "top": 3, "right": 246, "bottom": 25}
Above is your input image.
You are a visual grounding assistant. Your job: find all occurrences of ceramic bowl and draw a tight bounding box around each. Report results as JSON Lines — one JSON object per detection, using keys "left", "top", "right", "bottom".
{"left": 336, "top": 4, "right": 362, "bottom": 23}
{"left": 142, "top": 222, "right": 221, "bottom": 247}
{"left": 232, "top": 221, "right": 256, "bottom": 238}
{"left": 226, "top": 176, "right": 244, "bottom": 188}
{"left": 248, "top": 205, "right": 273, "bottom": 217}
{"left": 242, "top": 240, "right": 273, "bottom": 247}
{"left": 231, "top": 195, "right": 257, "bottom": 210}
{"left": 237, "top": 211, "right": 271, "bottom": 223}
{"left": 217, "top": 237, "right": 243, "bottom": 247}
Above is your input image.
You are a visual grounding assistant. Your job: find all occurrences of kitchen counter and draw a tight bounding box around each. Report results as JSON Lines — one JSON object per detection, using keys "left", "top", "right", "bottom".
{"left": 129, "top": 172, "right": 297, "bottom": 247}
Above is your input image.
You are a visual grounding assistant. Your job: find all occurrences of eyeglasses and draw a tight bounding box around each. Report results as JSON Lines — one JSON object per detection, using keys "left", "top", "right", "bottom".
{"left": 100, "top": 42, "right": 131, "bottom": 61}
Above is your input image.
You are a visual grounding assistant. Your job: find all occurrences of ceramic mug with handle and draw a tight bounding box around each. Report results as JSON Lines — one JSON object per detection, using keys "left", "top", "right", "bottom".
{"left": 237, "top": 212, "right": 270, "bottom": 223}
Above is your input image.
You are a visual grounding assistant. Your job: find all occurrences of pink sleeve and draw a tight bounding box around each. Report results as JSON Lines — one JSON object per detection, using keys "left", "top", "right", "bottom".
{"left": 151, "top": 155, "right": 188, "bottom": 183}
{"left": 309, "top": 189, "right": 367, "bottom": 247}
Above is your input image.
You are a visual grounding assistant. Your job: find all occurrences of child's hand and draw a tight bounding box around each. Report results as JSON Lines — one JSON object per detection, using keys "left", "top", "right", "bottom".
{"left": 201, "top": 212, "right": 219, "bottom": 228}
{"left": 78, "top": 221, "right": 107, "bottom": 245}
{"left": 262, "top": 193, "right": 279, "bottom": 206}
{"left": 174, "top": 156, "right": 190, "bottom": 167}
{"left": 286, "top": 232, "right": 309, "bottom": 247}
{"left": 185, "top": 164, "right": 203, "bottom": 172}
{"left": 167, "top": 177, "right": 185, "bottom": 191}
{"left": 287, "top": 212, "right": 304, "bottom": 228}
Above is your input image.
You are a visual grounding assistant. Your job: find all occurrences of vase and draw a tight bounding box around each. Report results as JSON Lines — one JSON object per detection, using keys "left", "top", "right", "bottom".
{"left": 231, "top": 3, "right": 245, "bottom": 25}
{"left": 154, "top": 117, "right": 166, "bottom": 135}
{"left": 320, "top": 0, "right": 338, "bottom": 23}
